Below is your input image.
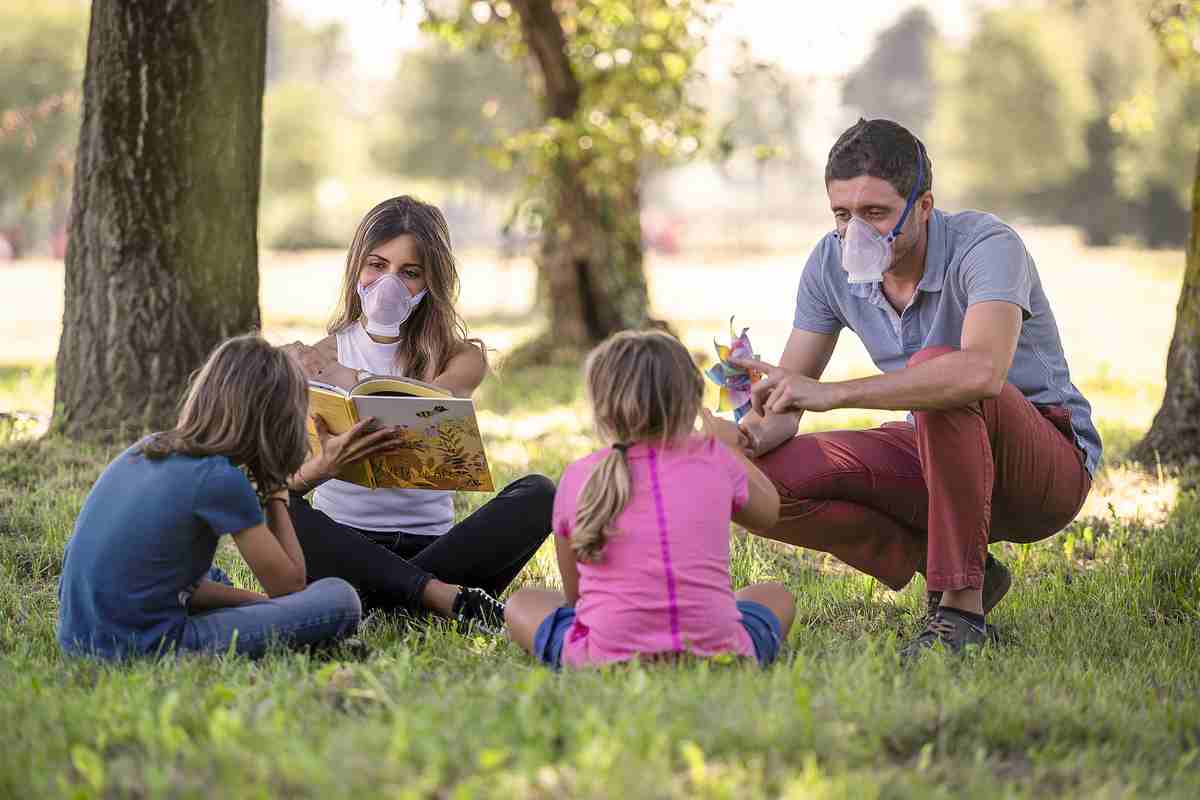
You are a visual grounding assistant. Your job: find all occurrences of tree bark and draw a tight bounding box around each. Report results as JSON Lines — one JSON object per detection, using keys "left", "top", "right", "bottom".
{"left": 53, "top": 0, "right": 268, "bottom": 440}
{"left": 1132, "top": 145, "right": 1200, "bottom": 467}
{"left": 510, "top": 0, "right": 653, "bottom": 357}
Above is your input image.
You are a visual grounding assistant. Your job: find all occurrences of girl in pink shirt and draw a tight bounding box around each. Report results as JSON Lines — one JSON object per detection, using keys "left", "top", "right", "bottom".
{"left": 505, "top": 330, "right": 796, "bottom": 668}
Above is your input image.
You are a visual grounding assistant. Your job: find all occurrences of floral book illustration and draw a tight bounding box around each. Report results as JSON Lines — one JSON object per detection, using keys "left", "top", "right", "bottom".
{"left": 306, "top": 377, "right": 494, "bottom": 492}
{"left": 704, "top": 317, "right": 762, "bottom": 422}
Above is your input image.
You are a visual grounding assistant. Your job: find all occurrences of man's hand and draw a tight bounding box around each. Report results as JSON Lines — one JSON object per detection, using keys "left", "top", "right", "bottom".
{"left": 734, "top": 357, "right": 843, "bottom": 415}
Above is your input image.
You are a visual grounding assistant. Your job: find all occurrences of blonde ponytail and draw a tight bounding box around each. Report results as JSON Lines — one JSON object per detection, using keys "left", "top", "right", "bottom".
{"left": 571, "top": 330, "right": 704, "bottom": 562}
{"left": 572, "top": 447, "right": 633, "bottom": 562}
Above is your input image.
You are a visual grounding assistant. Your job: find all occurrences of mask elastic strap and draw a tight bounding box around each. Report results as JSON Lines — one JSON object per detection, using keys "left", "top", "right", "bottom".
{"left": 888, "top": 140, "right": 925, "bottom": 242}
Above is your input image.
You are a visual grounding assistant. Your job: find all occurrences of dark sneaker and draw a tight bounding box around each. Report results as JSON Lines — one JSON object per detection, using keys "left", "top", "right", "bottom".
{"left": 451, "top": 586, "right": 506, "bottom": 634}
{"left": 923, "top": 554, "right": 1013, "bottom": 622}
{"left": 901, "top": 608, "right": 988, "bottom": 661}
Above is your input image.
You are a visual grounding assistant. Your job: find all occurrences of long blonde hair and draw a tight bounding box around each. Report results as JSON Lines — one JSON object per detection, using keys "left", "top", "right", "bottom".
{"left": 572, "top": 330, "right": 704, "bottom": 562}
{"left": 138, "top": 335, "right": 309, "bottom": 500}
{"left": 327, "top": 196, "right": 484, "bottom": 381}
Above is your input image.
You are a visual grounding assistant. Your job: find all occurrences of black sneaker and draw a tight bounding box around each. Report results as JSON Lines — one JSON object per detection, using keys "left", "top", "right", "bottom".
{"left": 923, "top": 554, "right": 1013, "bottom": 622}
{"left": 451, "top": 586, "right": 506, "bottom": 634}
{"left": 901, "top": 608, "right": 988, "bottom": 661}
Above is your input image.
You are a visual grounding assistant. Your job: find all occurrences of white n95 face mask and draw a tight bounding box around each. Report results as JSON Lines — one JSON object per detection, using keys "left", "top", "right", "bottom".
{"left": 835, "top": 139, "right": 927, "bottom": 284}
{"left": 357, "top": 273, "right": 426, "bottom": 337}
{"left": 840, "top": 216, "right": 894, "bottom": 284}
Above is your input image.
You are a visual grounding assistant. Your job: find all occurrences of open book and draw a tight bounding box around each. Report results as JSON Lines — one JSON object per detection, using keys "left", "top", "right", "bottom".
{"left": 307, "top": 375, "right": 494, "bottom": 492}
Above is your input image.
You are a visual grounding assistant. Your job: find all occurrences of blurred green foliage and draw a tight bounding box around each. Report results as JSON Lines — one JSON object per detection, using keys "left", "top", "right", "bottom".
{"left": 422, "top": 0, "right": 716, "bottom": 233}
{"left": 715, "top": 39, "right": 808, "bottom": 172}
{"left": 2, "top": 0, "right": 1196, "bottom": 259}
{"left": 841, "top": 7, "right": 936, "bottom": 139}
{"left": 259, "top": 10, "right": 352, "bottom": 249}
{"left": 929, "top": 0, "right": 1198, "bottom": 247}
{"left": 370, "top": 43, "right": 536, "bottom": 191}
{"left": 0, "top": 0, "right": 87, "bottom": 257}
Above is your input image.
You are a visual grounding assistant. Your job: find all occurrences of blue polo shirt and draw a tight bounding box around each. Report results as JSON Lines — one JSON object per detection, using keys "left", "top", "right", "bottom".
{"left": 793, "top": 208, "right": 1102, "bottom": 476}
{"left": 58, "top": 440, "right": 264, "bottom": 659}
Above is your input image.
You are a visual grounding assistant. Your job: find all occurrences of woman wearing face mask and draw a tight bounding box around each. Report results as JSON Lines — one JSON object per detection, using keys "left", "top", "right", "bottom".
{"left": 281, "top": 196, "right": 554, "bottom": 633}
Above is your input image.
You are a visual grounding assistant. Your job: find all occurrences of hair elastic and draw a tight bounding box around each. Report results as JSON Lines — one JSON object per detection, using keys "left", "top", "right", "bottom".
{"left": 612, "top": 442, "right": 632, "bottom": 453}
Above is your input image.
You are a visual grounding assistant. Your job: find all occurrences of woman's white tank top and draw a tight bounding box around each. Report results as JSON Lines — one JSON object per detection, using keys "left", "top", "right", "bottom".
{"left": 311, "top": 322, "right": 455, "bottom": 535}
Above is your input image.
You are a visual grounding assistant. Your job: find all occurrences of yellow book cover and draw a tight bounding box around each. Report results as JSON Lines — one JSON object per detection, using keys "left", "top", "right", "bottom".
{"left": 306, "top": 376, "right": 495, "bottom": 492}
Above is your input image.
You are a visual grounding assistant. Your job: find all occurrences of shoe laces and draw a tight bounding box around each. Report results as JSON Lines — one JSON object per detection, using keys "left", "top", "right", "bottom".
{"left": 924, "top": 612, "right": 959, "bottom": 640}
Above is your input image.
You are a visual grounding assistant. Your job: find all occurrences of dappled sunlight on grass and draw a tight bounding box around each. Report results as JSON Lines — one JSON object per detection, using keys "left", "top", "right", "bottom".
{"left": 1080, "top": 462, "right": 1180, "bottom": 530}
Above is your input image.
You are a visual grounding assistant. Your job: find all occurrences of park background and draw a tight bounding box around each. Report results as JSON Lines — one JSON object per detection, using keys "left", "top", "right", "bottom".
{"left": 1, "top": 1, "right": 1199, "bottom": 797}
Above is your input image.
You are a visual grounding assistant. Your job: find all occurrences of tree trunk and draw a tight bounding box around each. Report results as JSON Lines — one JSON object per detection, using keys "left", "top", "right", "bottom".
{"left": 509, "top": 0, "right": 652, "bottom": 357}
{"left": 53, "top": 0, "right": 268, "bottom": 440}
{"left": 1132, "top": 145, "right": 1200, "bottom": 467}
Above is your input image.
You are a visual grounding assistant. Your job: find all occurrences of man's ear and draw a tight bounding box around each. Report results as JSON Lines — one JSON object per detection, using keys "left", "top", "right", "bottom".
{"left": 919, "top": 192, "right": 934, "bottom": 221}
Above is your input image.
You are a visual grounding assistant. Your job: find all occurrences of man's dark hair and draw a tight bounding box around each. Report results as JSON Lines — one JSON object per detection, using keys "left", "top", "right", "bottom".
{"left": 825, "top": 118, "right": 932, "bottom": 199}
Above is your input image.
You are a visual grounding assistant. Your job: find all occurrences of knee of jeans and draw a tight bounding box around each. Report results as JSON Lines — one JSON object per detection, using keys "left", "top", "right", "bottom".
{"left": 907, "top": 345, "right": 957, "bottom": 368}
{"left": 312, "top": 577, "right": 362, "bottom": 623}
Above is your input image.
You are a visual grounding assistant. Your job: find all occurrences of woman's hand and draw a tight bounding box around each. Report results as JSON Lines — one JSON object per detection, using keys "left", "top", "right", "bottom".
{"left": 281, "top": 341, "right": 357, "bottom": 389}
{"left": 733, "top": 357, "right": 844, "bottom": 415}
{"left": 307, "top": 414, "right": 406, "bottom": 482}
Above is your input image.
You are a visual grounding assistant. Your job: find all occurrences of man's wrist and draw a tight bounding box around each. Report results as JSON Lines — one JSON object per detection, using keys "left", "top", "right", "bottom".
{"left": 827, "top": 380, "right": 853, "bottom": 410}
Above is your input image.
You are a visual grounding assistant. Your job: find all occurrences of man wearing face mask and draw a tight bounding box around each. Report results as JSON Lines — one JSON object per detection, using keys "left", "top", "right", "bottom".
{"left": 722, "top": 118, "right": 1101, "bottom": 659}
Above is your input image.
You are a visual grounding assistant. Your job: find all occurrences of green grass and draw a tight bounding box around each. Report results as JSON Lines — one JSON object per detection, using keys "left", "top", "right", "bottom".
{"left": 2, "top": 403, "right": 1199, "bottom": 798}
{"left": 1, "top": 236, "right": 1198, "bottom": 797}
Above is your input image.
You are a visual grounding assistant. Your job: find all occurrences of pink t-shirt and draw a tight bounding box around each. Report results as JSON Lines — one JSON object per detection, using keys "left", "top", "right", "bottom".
{"left": 552, "top": 435, "right": 753, "bottom": 668}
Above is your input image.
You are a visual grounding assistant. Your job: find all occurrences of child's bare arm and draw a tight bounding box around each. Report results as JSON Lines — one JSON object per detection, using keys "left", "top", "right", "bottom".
{"left": 187, "top": 580, "right": 266, "bottom": 611}
{"left": 265, "top": 491, "right": 306, "bottom": 578}
{"left": 554, "top": 534, "right": 581, "bottom": 606}
{"left": 729, "top": 449, "right": 781, "bottom": 532}
{"left": 701, "top": 410, "right": 781, "bottom": 532}
{"left": 231, "top": 491, "right": 307, "bottom": 597}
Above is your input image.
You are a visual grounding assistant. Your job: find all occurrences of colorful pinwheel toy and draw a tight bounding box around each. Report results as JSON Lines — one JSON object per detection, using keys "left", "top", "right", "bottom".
{"left": 704, "top": 318, "right": 761, "bottom": 422}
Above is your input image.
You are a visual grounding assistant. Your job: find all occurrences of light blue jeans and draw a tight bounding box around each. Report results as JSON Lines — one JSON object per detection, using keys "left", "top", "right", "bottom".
{"left": 180, "top": 573, "right": 361, "bottom": 658}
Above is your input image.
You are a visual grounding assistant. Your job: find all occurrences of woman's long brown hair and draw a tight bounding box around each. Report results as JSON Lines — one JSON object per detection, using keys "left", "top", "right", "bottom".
{"left": 572, "top": 330, "right": 704, "bottom": 562}
{"left": 138, "top": 335, "right": 310, "bottom": 500}
{"left": 327, "top": 195, "right": 485, "bottom": 381}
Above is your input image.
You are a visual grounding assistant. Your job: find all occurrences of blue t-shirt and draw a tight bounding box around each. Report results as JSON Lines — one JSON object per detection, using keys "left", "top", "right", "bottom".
{"left": 793, "top": 208, "right": 1102, "bottom": 476}
{"left": 57, "top": 440, "right": 263, "bottom": 658}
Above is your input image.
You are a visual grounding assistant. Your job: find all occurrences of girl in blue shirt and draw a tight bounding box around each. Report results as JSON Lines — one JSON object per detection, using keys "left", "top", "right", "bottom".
{"left": 58, "top": 335, "right": 362, "bottom": 659}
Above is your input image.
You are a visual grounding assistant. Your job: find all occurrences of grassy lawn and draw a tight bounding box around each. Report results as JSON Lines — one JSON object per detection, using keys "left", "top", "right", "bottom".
{"left": 1, "top": 230, "right": 1198, "bottom": 797}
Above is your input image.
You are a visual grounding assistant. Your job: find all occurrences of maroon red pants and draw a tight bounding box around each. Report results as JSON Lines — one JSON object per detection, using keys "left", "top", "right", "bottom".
{"left": 754, "top": 347, "right": 1092, "bottom": 592}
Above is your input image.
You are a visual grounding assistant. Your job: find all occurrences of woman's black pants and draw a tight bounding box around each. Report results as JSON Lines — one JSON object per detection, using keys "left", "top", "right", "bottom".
{"left": 288, "top": 475, "right": 555, "bottom": 614}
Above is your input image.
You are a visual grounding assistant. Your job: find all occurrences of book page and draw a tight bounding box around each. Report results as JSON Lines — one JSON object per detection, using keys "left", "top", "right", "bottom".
{"left": 352, "top": 376, "right": 449, "bottom": 399}
{"left": 306, "top": 384, "right": 373, "bottom": 487}
{"left": 308, "top": 385, "right": 356, "bottom": 435}
{"left": 351, "top": 395, "right": 494, "bottom": 492}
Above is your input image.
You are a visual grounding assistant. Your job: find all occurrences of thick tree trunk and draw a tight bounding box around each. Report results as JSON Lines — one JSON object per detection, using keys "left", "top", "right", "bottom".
{"left": 53, "top": 0, "right": 268, "bottom": 440}
{"left": 540, "top": 161, "right": 651, "bottom": 348}
{"left": 510, "top": 0, "right": 652, "bottom": 356}
{"left": 1132, "top": 146, "right": 1200, "bottom": 467}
